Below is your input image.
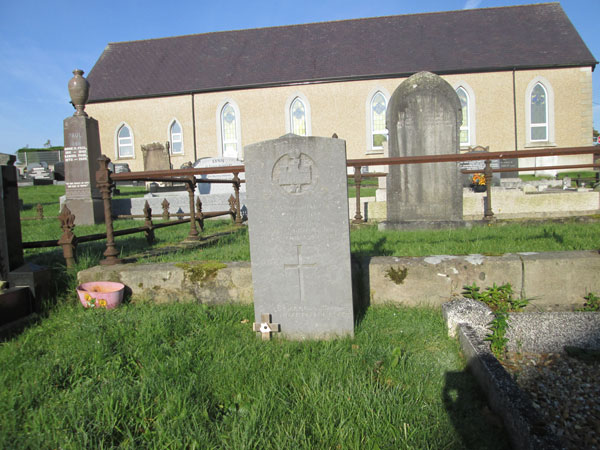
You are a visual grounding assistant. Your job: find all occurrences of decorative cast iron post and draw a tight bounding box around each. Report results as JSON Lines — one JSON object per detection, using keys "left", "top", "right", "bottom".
{"left": 57, "top": 204, "right": 77, "bottom": 268}
{"left": 185, "top": 176, "right": 199, "bottom": 241}
{"left": 228, "top": 195, "right": 236, "bottom": 221}
{"left": 96, "top": 155, "right": 122, "bottom": 265}
{"left": 484, "top": 159, "right": 495, "bottom": 220}
{"left": 36, "top": 203, "right": 44, "bottom": 220}
{"left": 161, "top": 198, "right": 170, "bottom": 221}
{"left": 143, "top": 200, "right": 155, "bottom": 244}
{"left": 352, "top": 166, "right": 364, "bottom": 223}
{"left": 195, "top": 197, "right": 204, "bottom": 232}
{"left": 232, "top": 172, "right": 243, "bottom": 225}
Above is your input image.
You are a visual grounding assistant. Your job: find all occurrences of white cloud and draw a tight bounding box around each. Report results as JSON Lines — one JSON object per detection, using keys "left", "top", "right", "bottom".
{"left": 463, "top": 0, "right": 483, "bottom": 9}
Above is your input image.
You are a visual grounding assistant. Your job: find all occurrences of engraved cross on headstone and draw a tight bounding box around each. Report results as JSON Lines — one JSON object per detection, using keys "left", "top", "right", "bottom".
{"left": 280, "top": 154, "right": 311, "bottom": 193}
{"left": 252, "top": 313, "right": 280, "bottom": 341}
{"left": 284, "top": 245, "right": 316, "bottom": 303}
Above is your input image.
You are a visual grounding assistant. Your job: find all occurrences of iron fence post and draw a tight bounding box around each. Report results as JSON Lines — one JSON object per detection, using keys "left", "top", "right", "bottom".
{"left": 195, "top": 197, "right": 204, "bottom": 232}
{"left": 57, "top": 204, "right": 77, "bottom": 268}
{"left": 232, "top": 172, "right": 243, "bottom": 225}
{"left": 185, "top": 176, "right": 199, "bottom": 241}
{"left": 352, "top": 166, "right": 364, "bottom": 223}
{"left": 96, "top": 155, "right": 122, "bottom": 265}
{"left": 143, "top": 200, "right": 155, "bottom": 244}
{"left": 484, "top": 159, "right": 495, "bottom": 220}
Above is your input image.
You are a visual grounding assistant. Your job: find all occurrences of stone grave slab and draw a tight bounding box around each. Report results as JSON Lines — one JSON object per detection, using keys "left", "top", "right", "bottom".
{"left": 245, "top": 134, "right": 354, "bottom": 340}
{"left": 383, "top": 71, "right": 463, "bottom": 229}
{"left": 194, "top": 157, "right": 245, "bottom": 195}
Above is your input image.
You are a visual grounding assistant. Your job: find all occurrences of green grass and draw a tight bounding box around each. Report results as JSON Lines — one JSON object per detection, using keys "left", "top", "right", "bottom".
{"left": 350, "top": 221, "right": 600, "bottom": 258}
{"left": 18, "top": 183, "right": 600, "bottom": 268}
{"left": 348, "top": 176, "right": 379, "bottom": 198}
{"left": 0, "top": 302, "right": 508, "bottom": 449}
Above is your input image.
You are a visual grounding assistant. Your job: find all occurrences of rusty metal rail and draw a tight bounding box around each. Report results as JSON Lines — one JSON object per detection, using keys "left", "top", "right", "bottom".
{"left": 21, "top": 146, "right": 599, "bottom": 266}
{"left": 348, "top": 146, "right": 599, "bottom": 222}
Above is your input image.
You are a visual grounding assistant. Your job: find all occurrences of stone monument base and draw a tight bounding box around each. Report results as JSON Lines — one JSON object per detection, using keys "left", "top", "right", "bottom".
{"left": 379, "top": 220, "right": 467, "bottom": 231}
{"left": 63, "top": 197, "right": 105, "bottom": 225}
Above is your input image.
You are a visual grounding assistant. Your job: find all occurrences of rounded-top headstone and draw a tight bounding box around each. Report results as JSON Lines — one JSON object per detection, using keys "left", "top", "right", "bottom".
{"left": 383, "top": 71, "right": 464, "bottom": 226}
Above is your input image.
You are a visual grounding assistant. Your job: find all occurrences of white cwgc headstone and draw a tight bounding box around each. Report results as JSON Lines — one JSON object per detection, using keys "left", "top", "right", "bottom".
{"left": 245, "top": 134, "right": 354, "bottom": 340}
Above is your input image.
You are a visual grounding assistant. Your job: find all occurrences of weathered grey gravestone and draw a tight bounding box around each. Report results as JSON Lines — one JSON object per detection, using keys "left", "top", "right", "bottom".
{"left": 382, "top": 71, "right": 463, "bottom": 229}
{"left": 0, "top": 155, "right": 51, "bottom": 329}
{"left": 142, "top": 142, "right": 171, "bottom": 172}
{"left": 0, "top": 154, "right": 24, "bottom": 278}
{"left": 63, "top": 69, "right": 104, "bottom": 225}
{"left": 245, "top": 134, "right": 354, "bottom": 340}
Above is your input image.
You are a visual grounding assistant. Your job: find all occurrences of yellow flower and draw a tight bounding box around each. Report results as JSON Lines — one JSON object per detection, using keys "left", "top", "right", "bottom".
{"left": 98, "top": 299, "right": 107, "bottom": 308}
{"left": 472, "top": 173, "right": 486, "bottom": 186}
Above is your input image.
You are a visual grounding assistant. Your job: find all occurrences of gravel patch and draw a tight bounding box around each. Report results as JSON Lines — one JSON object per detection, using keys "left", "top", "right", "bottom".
{"left": 502, "top": 351, "right": 600, "bottom": 450}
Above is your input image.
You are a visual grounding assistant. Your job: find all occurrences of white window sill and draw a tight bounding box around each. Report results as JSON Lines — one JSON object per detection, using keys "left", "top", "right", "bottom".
{"left": 365, "top": 149, "right": 384, "bottom": 155}
{"left": 524, "top": 142, "right": 556, "bottom": 149}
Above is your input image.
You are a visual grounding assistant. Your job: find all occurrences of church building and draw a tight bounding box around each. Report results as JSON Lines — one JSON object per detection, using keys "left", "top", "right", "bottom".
{"left": 85, "top": 3, "right": 596, "bottom": 172}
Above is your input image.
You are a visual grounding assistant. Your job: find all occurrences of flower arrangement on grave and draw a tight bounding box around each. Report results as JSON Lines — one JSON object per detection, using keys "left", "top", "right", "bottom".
{"left": 472, "top": 173, "right": 486, "bottom": 186}
{"left": 470, "top": 173, "right": 487, "bottom": 192}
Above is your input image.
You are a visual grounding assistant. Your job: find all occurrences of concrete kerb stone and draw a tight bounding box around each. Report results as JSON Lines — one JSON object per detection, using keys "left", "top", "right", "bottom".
{"left": 519, "top": 251, "right": 600, "bottom": 308}
{"left": 77, "top": 251, "right": 600, "bottom": 309}
{"left": 367, "top": 253, "right": 523, "bottom": 306}
{"left": 77, "top": 261, "right": 253, "bottom": 304}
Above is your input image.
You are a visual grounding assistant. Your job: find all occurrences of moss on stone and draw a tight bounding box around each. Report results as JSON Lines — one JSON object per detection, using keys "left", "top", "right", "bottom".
{"left": 385, "top": 266, "right": 408, "bottom": 285}
{"left": 176, "top": 261, "right": 227, "bottom": 286}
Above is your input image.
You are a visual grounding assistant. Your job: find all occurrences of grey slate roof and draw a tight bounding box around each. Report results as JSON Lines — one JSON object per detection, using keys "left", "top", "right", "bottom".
{"left": 87, "top": 2, "right": 596, "bottom": 103}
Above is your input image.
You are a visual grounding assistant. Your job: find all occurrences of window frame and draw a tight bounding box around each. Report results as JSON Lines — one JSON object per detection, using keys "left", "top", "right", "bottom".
{"left": 115, "top": 123, "right": 134, "bottom": 159}
{"left": 529, "top": 83, "right": 548, "bottom": 142}
{"left": 216, "top": 99, "right": 243, "bottom": 159}
{"left": 365, "top": 88, "right": 390, "bottom": 155}
{"left": 525, "top": 76, "right": 555, "bottom": 147}
{"left": 168, "top": 119, "right": 184, "bottom": 155}
{"left": 284, "top": 93, "right": 312, "bottom": 136}
{"left": 452, "top": 82, "right": 476, "bottom": 149}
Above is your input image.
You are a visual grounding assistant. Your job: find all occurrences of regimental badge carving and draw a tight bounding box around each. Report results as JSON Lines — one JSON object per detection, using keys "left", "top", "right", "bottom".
{"left": 272, "top": 150, "right": 317, "bottom": 195}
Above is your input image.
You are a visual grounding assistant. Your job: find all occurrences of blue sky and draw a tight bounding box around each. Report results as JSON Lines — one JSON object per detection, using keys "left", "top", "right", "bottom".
{"left": 0, "top": 0, "right": 598, "bottom": 153}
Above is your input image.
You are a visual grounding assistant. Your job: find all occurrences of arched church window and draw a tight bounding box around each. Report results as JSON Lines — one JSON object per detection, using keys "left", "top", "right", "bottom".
{"left": 290, "top": 97, "right": 307, "bottom": 136}
{"left": 370, "top": 91, "right": 387, "bottom": 149}
{"left": 169, "top": 120, "right": 183, "bottom": 155}
{"left": 117, "top": 124, "right": 134, "bottom": 158}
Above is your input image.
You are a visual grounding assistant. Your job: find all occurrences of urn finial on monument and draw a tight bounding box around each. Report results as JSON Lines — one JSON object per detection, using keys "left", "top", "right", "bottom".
{"left": 68, "top": 69, "right": 89, "bottom": 117}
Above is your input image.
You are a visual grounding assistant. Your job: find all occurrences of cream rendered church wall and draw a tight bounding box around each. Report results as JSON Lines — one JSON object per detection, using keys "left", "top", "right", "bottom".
{"left": 86, "top": 66, "right": 594, "bottom": 173}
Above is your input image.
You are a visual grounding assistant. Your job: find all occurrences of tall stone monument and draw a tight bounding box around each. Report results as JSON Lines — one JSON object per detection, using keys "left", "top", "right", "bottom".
{"left": 382, "top": 71, "right": 463, "bottom": 229}
{"left": 63, "top": 69, "right": 104, "bottom": 225}
{"left": 245, "top": 134, "right": 354, "bottom": 340}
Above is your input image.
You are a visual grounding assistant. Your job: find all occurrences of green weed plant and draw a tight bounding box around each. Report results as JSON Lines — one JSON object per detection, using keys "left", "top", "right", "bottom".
{"left": 462, "top": 283, "right": 529, "bottom": 359}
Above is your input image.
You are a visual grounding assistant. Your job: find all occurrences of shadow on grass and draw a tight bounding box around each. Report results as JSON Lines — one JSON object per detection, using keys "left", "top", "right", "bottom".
{"left": 443, "top": 370, "right": 510, "bottom": 450}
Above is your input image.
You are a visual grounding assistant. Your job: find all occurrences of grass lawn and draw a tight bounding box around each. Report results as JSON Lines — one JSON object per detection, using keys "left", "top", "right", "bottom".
{"left": 0, "top": 303, "right": 509, "bottom": 449}
{"left": 7, "top": 184, "right": 599, "bottom": 448}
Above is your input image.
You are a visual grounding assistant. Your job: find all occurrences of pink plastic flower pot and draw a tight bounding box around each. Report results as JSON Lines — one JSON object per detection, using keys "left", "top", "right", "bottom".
{"left": 76, "top": 281, "right": 125, "bottom": 309}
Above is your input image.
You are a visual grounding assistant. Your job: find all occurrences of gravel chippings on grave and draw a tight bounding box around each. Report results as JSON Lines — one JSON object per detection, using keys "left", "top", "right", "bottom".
{"left": 501, "top": 351, "right": 600, "bottom": 450}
